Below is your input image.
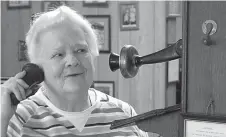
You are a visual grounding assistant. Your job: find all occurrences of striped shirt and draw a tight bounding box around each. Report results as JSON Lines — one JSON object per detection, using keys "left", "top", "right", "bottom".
{"left": 7, "top": 87, "right": 148, "bottom": 137}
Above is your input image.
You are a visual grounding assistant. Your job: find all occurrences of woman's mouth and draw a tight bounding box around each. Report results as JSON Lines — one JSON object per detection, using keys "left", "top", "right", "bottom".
{"left": 66, "top": 73, "right": 84, "bottom": 77}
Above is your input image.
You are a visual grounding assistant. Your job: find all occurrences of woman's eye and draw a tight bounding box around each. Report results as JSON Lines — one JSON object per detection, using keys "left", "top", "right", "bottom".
{"left": 52, "top": 53, "right": 63, "bottom": 58}
{"left": 77, "top": 49, "right": 87, "bottom": 53}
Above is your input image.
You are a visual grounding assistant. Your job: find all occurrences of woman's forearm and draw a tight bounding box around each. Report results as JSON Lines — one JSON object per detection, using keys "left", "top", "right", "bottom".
{"left": 1, "top": 114, "right": 10, "bottom": 137}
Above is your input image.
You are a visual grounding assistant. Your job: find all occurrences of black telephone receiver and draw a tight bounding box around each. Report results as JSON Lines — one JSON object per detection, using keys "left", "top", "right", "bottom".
{"left": 10, "top": 63, "right": 44, "bottom": 105}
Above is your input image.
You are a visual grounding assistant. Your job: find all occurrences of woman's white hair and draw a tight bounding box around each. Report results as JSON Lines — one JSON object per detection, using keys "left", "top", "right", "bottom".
{"left": 26, "top": 5, "right": 99, "bottom": 63}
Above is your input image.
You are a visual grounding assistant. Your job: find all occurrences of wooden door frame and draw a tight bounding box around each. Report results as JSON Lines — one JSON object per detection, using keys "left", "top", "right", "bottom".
{"left": 178, "top": 2, "right": 189, "bottom": 136}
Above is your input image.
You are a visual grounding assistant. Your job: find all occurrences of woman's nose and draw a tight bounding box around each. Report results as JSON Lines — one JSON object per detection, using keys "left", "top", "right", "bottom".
{"left": 65, "top": 54, "right": 80, "bottom": 67}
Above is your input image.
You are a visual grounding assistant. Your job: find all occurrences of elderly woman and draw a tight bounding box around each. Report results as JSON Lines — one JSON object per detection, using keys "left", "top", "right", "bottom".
{"left": 1, "top": 6, "right": 148, "bottom": 137}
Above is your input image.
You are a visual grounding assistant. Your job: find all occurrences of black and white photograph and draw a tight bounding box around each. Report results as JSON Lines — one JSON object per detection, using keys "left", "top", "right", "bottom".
{"left": 7, "top": 0, "right": 31, "bottom": 9}
{"left": 120, "top": 2, "right": 139, "bottom": 31}
{"left": 42, "top": 1, "right": 67, "bottom": 11}
{"left": 91, "top": 81, "right": 115, "bottom": 97}
{"left": 2, "top": 1, "right": 226, "bottom": 137}
{"left": 18, "top": 40, "right": 28, "bottom": 61}
{"left": 83, "top": 0, "right": 108, "bottom": 7}
{"left": 85, "top": 15, "right": 111, "bottom": 53}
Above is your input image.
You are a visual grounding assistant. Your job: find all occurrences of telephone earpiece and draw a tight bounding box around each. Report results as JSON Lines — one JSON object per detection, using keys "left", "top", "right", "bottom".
{"left": 10, "top": 63, "right": 44, "bottom": 105}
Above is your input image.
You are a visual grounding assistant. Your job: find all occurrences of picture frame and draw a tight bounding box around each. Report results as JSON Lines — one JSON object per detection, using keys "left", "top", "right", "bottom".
{"left": 1, "top": 77, "right": 9, "bottom": 84}
{"left": 166, "top": 43, "right": 180, "bottom": 83}
{"left": 119, "top": 2, "right": 139, "bottom": 31}
{"left": 7, "top": 1, "right": 31, "bottom": 9}
{"left": 91, "top": 81, "right": 115, "bottom": 97}
{"left": 165, "top": 43, "right": 181, "bottom": 104}
{"left": 167, "top": 1, "right": 181, "bottom": 17}
{"left": 182, "top": 113, "right": 226, "bottom": 137}
{"left": 84, "top": 15, "right": 111, "bottom": 53}
{"left": 83, "top": 0, "right": 108, "bottom": 7}
{"left": 18, "top": 40, "right": 28, "bottom": 61}
{"left": 42, "top": 1, "right": 67, "bottom": 12}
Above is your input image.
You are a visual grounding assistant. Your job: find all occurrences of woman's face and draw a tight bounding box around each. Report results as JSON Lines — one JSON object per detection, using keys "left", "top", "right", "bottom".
{"left": 38, "top": 24, "right": 94, "bottom": 96}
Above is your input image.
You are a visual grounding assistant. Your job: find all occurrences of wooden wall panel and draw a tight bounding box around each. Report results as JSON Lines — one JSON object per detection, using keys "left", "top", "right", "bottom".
{"left": 96, "top": 1, "right": 119, "bottom": 98}
{"left": 187, "top": 1, "right": 226, "bottom": 115}
{"left": 153, "top": 2, "right": 166, "bottom": 110}
{"left": 118, "top": 1, "right": 167, "bottom": 114}
{"left": 1, "top": 1, "right": 26, "bottom": 76}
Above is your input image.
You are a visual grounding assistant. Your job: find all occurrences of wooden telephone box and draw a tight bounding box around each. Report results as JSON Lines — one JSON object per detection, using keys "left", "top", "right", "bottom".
{"left": 110, "top": 1, "right": 226, "bottom": 136}
{"left": 180, "top": 1, "right": 226, "bottom": 136}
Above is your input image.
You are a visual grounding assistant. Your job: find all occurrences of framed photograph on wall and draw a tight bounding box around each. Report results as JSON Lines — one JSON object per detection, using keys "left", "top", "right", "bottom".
{"left": 167, "top": 1, "right": 181, "bottom": 17}
{"left": 119, "top": 2, "right": 139, "bottom": 31}
{"left": 91, "top": 81, "right": 115, "bottom": 97}
{"left": 83, "top": 0, "right": 108, "bottom": 7}
{"left": 167, "top": 43, "right": 180, "bottom": 83}
{"left": 18, "top": 40, "right": 28, "bottom": 61}
{"left": 7, "top": 1, "right": 31, "bottom": 9}
{"left": 1, "top": 77, "right": 9, "bottom": 84}
{"left": 85, "top": 15, "right": 111, "bottom": 53}
{"left": 42, "top": 1, "right": 67, "bottom": 12}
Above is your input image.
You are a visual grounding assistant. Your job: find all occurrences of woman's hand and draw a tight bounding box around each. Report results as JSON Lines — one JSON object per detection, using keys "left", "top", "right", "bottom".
{"left": 1, "top": 71, "right": 29, "bottom": 119}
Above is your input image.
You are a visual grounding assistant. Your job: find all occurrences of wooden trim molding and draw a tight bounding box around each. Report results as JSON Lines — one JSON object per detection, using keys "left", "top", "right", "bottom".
{"left": 110, "top": 104, "right": 181, "bottom": 129}
{"left": 178, "top": 2, "right": 189, "bottom": 136}
{"left": 181, "top": 1, "right": 189, "bottom": 114}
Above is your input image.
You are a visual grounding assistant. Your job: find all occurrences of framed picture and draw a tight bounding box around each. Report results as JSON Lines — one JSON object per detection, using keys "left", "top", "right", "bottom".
{"left": 91, "top": 81, "right": 115, "bottom": 97}
{"left": 7, "top": 1, "right": 31, "bottom": 9}
{"left": 85, "top": 15, "right": 111, "bottom": 53}
{"left": 119, "top": 2, "right": 139, "bottom": 31}
{"left": 42, "top": 1, "right": 67, "bottom": 12}
{"left": 166, "top": 43, "right": 180, "bottom": 83}
{"left": 1, "top": 77, "right": 9, "bottom": 84}
{"left": 83, "top": 0, "right": 108, "bottom": 7}
{"left": 167, "top": 1, "right": 181, "bottom": 17}
{"left": 18, "top": 40, "right": 28, "bottom": 61}
{"left": 182, "top": 113, "right": 226, "bottom": 137}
